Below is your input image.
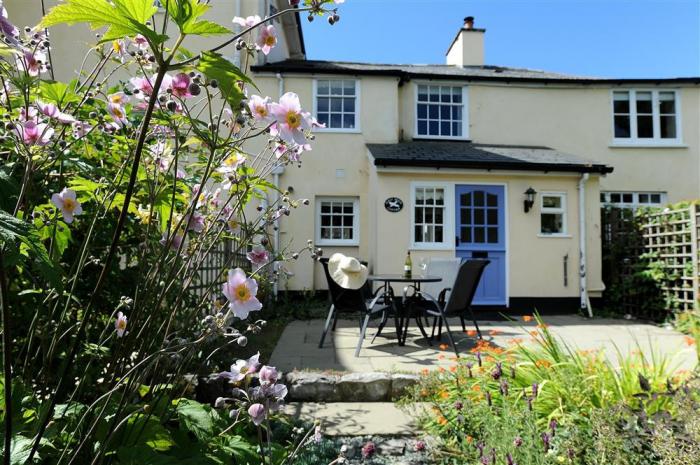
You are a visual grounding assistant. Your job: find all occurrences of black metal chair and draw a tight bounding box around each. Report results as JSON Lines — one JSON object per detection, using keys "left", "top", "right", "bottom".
{"left": 317, "top": 258, "right": 390, "bottom": 357}
{"left": 407, "top": 259, "right": 490, "bottom": 356}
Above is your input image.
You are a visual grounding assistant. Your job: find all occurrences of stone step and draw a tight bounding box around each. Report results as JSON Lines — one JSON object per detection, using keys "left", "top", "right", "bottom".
{"left": 283, "top": 402, "right": 426, "bottom": 436}
{"left": 285, "top": 371, "right": 420, "bottom": 402}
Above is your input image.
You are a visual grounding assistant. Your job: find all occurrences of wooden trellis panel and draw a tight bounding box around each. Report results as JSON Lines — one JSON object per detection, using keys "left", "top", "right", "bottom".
{"left": 640, "top": 204, "right": 700, "bottom": 313}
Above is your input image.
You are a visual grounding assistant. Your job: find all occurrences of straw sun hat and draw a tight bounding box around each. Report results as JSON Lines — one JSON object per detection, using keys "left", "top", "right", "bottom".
{"left": 328, "top": 253, "right": 368, "bottom": 290}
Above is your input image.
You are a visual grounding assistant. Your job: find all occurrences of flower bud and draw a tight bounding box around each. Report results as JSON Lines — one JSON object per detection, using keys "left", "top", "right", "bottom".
{"left": 189, "top": 83, "right": 201, "bottom": 96}
{"left": 237, "top": 335, "right": 248, "bottom": 347}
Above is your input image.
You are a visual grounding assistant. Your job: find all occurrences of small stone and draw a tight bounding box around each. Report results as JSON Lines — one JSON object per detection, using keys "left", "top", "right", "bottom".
{"left": 379, "top": 438, "right": 406, "bottom": 456}
{"left": 285, "top": 371, "right": 340, "bottom": 401}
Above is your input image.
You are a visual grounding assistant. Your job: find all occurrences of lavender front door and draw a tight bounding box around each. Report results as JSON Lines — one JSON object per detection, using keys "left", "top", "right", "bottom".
{"left": 455, "top": 185, "right": 507, "bottom": 305}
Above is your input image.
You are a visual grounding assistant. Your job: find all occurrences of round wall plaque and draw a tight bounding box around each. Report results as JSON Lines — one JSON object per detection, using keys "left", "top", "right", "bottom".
{"left": 384, "top": 197, "right": 403, "bottom": 213}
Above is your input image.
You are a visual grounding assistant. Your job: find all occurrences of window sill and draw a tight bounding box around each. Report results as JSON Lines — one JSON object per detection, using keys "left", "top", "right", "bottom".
{"left": 315, "top": 127, "right": 362, "bottom": 134}
{"left": 537, "top": 234, "right": 572, "bottom": 239}
{"left": 413, "top": 135, "right": 470, "bottom": 142}
{"left": 410, "top": 244, "right": 454, "bottom": 251}
{"left": 609, "top": 141, "right": 687, "bottom": 149}
{"left": 315, "top": 241, "right": 360, "bottom": 247}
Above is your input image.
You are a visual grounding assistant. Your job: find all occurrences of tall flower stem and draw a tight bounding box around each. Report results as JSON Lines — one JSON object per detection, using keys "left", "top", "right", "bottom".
{"left": 1, "top": 249, "right": 12, "bottom": 465}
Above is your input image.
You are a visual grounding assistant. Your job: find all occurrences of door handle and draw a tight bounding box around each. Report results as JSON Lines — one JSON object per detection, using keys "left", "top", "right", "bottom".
{"left": 455, "top": 236, "right": 460, "bottom": 246}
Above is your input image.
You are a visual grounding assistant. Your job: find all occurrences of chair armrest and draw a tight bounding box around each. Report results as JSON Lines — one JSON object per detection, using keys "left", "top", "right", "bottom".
{"left": 410, "top": 290, "right": 443, "bottom": 314}
{"left": 438, "top": 287, "right": 451, "bottom": 304}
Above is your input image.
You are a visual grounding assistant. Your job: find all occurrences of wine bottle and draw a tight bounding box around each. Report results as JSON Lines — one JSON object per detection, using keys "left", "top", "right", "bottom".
{"left": 404, "top": 251, "right": 412, "bottom": 277}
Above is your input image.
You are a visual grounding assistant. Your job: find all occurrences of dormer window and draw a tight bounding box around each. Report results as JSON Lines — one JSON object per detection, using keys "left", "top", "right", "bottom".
{"left": 415, "top": 85, "right": 469, "bottom": 140}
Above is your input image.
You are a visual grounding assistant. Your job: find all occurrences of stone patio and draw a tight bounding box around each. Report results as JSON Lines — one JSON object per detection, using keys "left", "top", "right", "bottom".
{"left": 271, "top": 315, "right": 697, "bottom": 373}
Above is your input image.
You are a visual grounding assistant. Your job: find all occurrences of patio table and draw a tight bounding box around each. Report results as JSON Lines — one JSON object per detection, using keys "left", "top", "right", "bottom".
{"left": 367, "top": 274, "right": 442, "bottom": 345}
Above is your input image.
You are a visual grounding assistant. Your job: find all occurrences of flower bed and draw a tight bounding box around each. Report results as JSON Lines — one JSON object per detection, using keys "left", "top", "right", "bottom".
{"left": 401, "top": 316, "right": 700, "bottom": 464}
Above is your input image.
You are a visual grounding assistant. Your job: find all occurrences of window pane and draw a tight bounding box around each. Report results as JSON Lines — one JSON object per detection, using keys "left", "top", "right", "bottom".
{"left": 440, "top": 106, "right": 451, "bottom": 119}
{"left": 331, "top": 113, "right": 342, "bottom": 128}
{"left": 417, "top": 120, "right": 427, "bottom": 135}
{"left": 343, "top": 98, "right": 355, "bottom": 113}
{"left": 435, "top": 207, "right": 443, "bottom": 223}
{"left": 638, "top": 193, "right": 649, "bottom": 203}
{"left": 622, "top": 193, "right": 633, "bottom": 203}
{"left": 474, "top": 209, "right": 484, "bottom": 225}
{"left": 636, "top": 92, "right": 652, "bottom": 113}
{"left": 343, "top": 114, "right": 355, "bottom": 129}
{"left": 425, "top": 208, "right": 433, "bottom": 223}
{"left": 650, "top": 194, "right": 661, "bottom": 203}
{"left": 461, "top": 208, "right": 471, "bottom": 225}
{"left": 659, "top": 92, "right": 675, "bottom": 113}
{"left": 600, "top": 193, "right": 606, "bottom": 202}
{"left": 440, "top": 87, "right": 451, "bottom": 102}
{"left": 414, "top": 226, "right": 422, "bottom": 242}
{"left": 416, "top": 208, "right": 423, "bottom": 223}
{"left": 610, "top": 193, "right": 621, "bottom": 203}
{"left": 343, "top": 203, "right": 353, "bottom": 213}
{"left": 660, "top": 116, "right": 676, "bottom": 139}
{"left": 429, "top": 105, "right": 439, "bottom": 119}
{"left": 614, "top": 115, "right": 630, "bottom": 138}
{"left": 487, "top": 209, "right": 497, "bottom": 225}
{"left": 461, "top": 227, "right": 471, "bottom": 243}
{"left": 332, "top": 215, "right": 341, "bottom": 226}
{"left": 417, "top": 85, "right": 428, "bottom": 101}
{"left": 332, "top": 228, "right": 341, "bottom": 239}
{"left": 473, "top": 191, "right": 484, "bottom": 206}
{"left": 330, "top": 80, "right": 343, "bottom": 95}
{"left": 487, "top": 227, "right": 498, "bottom": 243}
{"left": 435, "top": 226, "right": 443, "bottom": 242}
{"left": 452, "top": 106, "right": 462, "bottom": 121}
{"left": 321, "top": 228, "right": 330, "bottom": 239}
{"left": 435, "top": 189, "right": 444, "bottom": 205}
{"left": 452, "top": 122, "right": 462, "bottom": 137}
{"left": 440, "top": 121, "right": 450, "bottom": 136}
{"left": 474, "top": 227, "right": 485, "bottom": 243}
{"left": 330, "top": 98, "right": 342, "bottom": 112}
{"left": 342, "top": 228, "right": 352, "bottom": 240}
{"left": 321, "top": 203, "right": 330, "bottom": 213}
{"left": 343, "top": 80, "right": 355, "bottom": 96}
{"left": 318, "top": 97, "right": 329, "bottom": 112}
{"left": 452, "top": 87, "right": 462, "bottom": 103}
{"left": 542, "top": 196, "right": 562, "bottom": 208}
{"left": 425, "top": 225, "right": 434, "bottom": 242}
{"left": 429, "top": 86, "right": 439, "bottom": 102}
{"left": 417, "top": 104, "right": 427, "bottom": 119}
{"left": 317, "top": 113, "right": 329, "bottom": 127}
{"left": 317, "top": 80, "right": 329, "bottom": 94}
{"left": 321, "top": 215, "right": 330, "bottom": 226}
{"left": 416, "top": 188, "right": 424, "bottom": 203}
{"left": 487, "top": 193, "right": 497, "bottom": 207}
{"left": 613, "top": 93, "right": 630, "bottom": 113}
{"left": 637, "top": 115, "right": 653, "bottom": 138}
{"left": 429, "top": 121, "right": 439, "bottom": 135}
{"left": 541, "top": 213, "right": 563, "bottom": 234}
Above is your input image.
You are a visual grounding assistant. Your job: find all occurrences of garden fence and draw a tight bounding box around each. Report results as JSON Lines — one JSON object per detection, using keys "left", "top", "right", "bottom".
{"left": 189, "top": 238, "right": 248, "bottom": 300}
{"left": 601, "top": 203, "right": 700, "bottom": 319}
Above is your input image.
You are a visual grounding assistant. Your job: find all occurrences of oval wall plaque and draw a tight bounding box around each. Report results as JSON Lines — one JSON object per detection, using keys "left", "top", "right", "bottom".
{"left": 384, "top": 197, "right": 403, "bottom": 213}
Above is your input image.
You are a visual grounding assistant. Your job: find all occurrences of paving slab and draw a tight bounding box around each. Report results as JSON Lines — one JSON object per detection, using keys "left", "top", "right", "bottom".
{"left": 270, "top": 316, "right": 697, "bottom": 373}
{"left": 283, "top": 402, "right": 425, "bottom": 436}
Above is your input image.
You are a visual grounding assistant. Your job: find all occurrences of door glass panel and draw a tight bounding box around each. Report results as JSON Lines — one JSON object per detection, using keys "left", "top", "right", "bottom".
{"left": 487, "top": 193, "right": 497, "bottom": 207}
{"left": 461, "top": 193, "right": 471, "bottom": 205}
{"left": 460, "top": 208, "right": 470, "bottom": 224}
{"left": 461, "top": 227, "right": 471, "bottom": 242}
{"left": 487, "top": 227, "right": 498, "bottom": 243}
{"left": 474, "top": 191, "right": 484, "bottom": 206}
{"left": 474, "top": 228, "right": 485, "bottom": 243}
{"left": 487, "top": 209, "right": 498, "bottom": 225}
{"left": 474, "top": 209, "right": 484, "bottom": 225}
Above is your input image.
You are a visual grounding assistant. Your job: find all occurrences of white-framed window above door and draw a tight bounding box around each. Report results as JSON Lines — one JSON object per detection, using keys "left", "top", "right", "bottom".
{"left": 410, "top": 183, "right": 454, "bottom": 250}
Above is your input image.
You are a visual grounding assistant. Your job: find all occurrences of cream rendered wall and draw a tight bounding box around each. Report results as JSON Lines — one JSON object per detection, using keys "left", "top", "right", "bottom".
{"left": 369, "top": 170, "right": 605, "bottom": 300}
{"left": 250, "top": 73, "right": 401, "bottom": 291}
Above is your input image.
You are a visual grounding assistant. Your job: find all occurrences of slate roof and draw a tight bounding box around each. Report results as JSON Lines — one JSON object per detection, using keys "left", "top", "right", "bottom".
{"left": 252, "top": 60, "right": 700, "bottom": 85}
{"left": 366, "top": 141, "right": 613, "bottom": 174}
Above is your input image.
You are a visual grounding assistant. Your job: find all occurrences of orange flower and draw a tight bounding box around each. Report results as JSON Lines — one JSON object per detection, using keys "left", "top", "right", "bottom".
{"left": 683, "top": 336, "right": 696, "bottom": 346}
{"left": 529, "top": 330, "right": 539, "bottom": 337}
{"left": 508, "top": 337, "right": 523, "bottom": 345}
{"left": 421, "top": 389, "right": 429, "bottom": 397}
{"left": 466, "top": 435, "right": 474, "bottom": 444}
{"left": 465, "top": 329, "right": 478, "bottom": 337}
{"left": 421, "top": 368, "right": 430, "bottom": 376}
{"left": 437, "top": 354, "right": 446, "bottom": 360}
{"left": 471, "top": 384, "right": 481, "bottom": 392}
{"left": 438, "top": 367, "right": 446, "bottom": 373}
{"left": 537, "top": 323, "right": 549, "bottom": 329}
{"left": 449, "top": 365, "right": 458, "bottom": 373}
{"left": 535, "top": 359, "right": 552, "bottom": 368}
{"left": 440, "top": 390, "right": 450, "bottom": 399}
{"left": 489, "top": 329, "right": 502, "bottom": 336}
{"left": 523, "top": 315, "right": 534, "bottom": 322}
{"left": 439, "top": 343, "right": 449, "bottom": 351}
{"left": 437, "top": 416, "right": 448, "bottom": 426}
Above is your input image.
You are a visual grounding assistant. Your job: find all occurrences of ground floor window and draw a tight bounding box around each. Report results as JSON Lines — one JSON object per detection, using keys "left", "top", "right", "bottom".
{"left": 316, "top": 197, "right": 359, "bottom": 245}
{"left": 413, "top": 186, "right": 446, "bottom": 244}
{"left": 600, "top": 191, "right": 666, "bottom": 209}
{"left": 540, "top": 193, "right": 567, "bottom": 235}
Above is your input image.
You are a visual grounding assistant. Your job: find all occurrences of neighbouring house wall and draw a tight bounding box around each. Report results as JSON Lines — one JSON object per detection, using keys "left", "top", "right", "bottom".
{"left": 251, "top": 73, "right": 400, "bottom": 291}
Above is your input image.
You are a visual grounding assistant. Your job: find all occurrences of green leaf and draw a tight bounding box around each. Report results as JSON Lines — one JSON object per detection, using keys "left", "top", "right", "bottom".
{"left": 39, "top": 80, "right": 81, "bottom": 107}
{"left": 182, "top": 19, "right": 230, "bottom": 36}
{"left": 162, "top": 0, "right": 230, "bottom": 36}
{"left": 39, "top": 0, "right": 166, "bottom": 46}
{"left": 175, "top": 399, "right": 215, "bottom": 442}
{"left": 196, "top": 52, "right": 254, "bottom": 108}
{"left": 0, "top": 210, "right": 61, "bottom": 289}
{"left": 0, "top": 435, "right": 34, "bottom": 465}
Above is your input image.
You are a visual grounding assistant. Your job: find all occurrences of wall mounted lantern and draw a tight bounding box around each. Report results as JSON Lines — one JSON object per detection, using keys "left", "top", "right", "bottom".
{"left": 524, "top": 187, "right": 537, "bottom": 213}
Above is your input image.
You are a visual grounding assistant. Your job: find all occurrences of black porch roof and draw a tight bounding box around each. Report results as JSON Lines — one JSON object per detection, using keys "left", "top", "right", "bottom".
{"left": 366, "top": 141, "right": 613, "bottom": 174}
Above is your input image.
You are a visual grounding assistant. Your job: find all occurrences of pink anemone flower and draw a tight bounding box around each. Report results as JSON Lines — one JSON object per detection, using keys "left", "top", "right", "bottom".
{"left": 270, "top": 92, "right": 313, "bottom": 145}
{"left": 133, "top": 34, "right": 149, "bottom": 50}
{"left": 247, "top": 95, "right": 273, "bottom": 123}
{"left": 219, "top": 352, "right": 260, "bottom": 383}
{"left": 222, "top": 268, "right": 262, "bottom": 319}
{"left": 0, "top": 2, "right": 19, "bottom": 43}
{"left": 246, "top": 246, "right": 270, "bottom": 266}
{"left": 17, "top": 50, "right": 47, "bottom": 77}
{"left": 115, "top": 311, "right": 128, "bottom": 337}
{"left": 51, "top": 188, "right": 83, "bottom": 223}
{"left": 36, "top": 100, "right": 76, "bottom": 124}
{"left": 16, "top": 120, "right": 53, "bottom": 146}
{"left": 107, "top": 103, "right": 129, "bottom": 127}
{"left": 169, "top": 73, "right": 191, "bottom": 99}
{"left": 256, "top": 25, "right": 277, "bottom": 55}
{"left": 259, "top": 365, "right": 279, "bottom": 385}
{"left": 232, "top": 15, "right": 261, "bottom": 28}
{"left": 248, "top": 403, "right": 266, "bottom": 426}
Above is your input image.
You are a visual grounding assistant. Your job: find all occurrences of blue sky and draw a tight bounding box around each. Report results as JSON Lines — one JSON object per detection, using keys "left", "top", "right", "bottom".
{"left": 301, "top": 0, "right": 700, "bottom": 78}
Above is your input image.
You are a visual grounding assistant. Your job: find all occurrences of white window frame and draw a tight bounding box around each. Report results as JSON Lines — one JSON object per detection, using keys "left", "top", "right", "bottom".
{"left": 610, "top": 89, "right": 682, "bottom": 146}
{"left": 414, "top": 83, "right": 469, "bottom": 141}
{"left": 410, "top": 182, "right": 455, "bottom": 250}
{"left": 312, "top": 79, "right": 361, "bottom": 133}
{"left": 539, "top": 192, "right": 568, "bottom": 237}
{"left": 315, "top": 196, "right": 360, "bottom": 246}
{"left": 601, "top": 191, "right": 667, "bottom": 209}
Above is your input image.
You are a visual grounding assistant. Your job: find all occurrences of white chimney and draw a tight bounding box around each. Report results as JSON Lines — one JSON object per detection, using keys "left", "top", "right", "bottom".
{"left": 446, "top": 16, "right": 485, "bottom": 67}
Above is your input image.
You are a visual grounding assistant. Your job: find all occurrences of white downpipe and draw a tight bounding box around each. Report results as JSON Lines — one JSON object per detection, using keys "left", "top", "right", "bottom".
{"left": 232, "top": 0, "right": 242, "bottom": 67}
{"left": 272, "top": 73, "right": 285, "bottom": 298}
{"left": 578, "top": 173, "right": 592, "bottom": 318}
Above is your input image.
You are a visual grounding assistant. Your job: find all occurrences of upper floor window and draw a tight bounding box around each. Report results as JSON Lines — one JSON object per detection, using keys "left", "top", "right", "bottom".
{"left": 601, "top": 191, "right": 666, "bottom": 209}
{"left": 613, "top": 90, "right": 679, "bottom": 143}
{"left": 416, "top": 85, "right": 467, "bottom": 139}
{"left": 314, "top": 79, "right": 359, "bottom": 131}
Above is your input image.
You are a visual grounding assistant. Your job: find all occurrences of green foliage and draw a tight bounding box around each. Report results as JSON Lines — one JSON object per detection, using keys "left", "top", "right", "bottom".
{"left": 196, "top": 52, "right": 253, "bottom": 108}
{"left": 39, "top": 0, "right": 166, "bottom": 45}
{"left": 162, "top": 0, "right": 231, "bottom": 36}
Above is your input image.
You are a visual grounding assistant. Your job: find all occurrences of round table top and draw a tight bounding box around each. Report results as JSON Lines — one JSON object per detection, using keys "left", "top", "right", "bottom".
{"left": 367, "top": 274, "right": 442, "bottom": 283}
